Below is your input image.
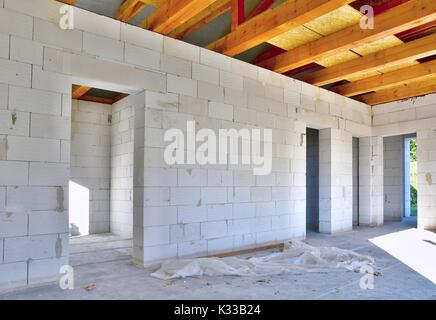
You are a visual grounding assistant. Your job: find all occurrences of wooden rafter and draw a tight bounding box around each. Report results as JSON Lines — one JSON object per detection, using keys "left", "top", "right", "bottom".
{"left": 169, "top": 0, "right": 231, "bottom": 39}
{"left": 298, "top": 33, "right": 436, "bottom": 86}
{"left": 257, "top": 0, "right": 436, "bottom": 73}
{"left": 72, "top": 85, "right": 92, "bottom": 99}
{"left": 332, "top": 59, "right": 436, "bottom": 97}
{"left": 358, "top": 77, "right": 436, "bottom": 105}
{"left": 57, "top": 0, "right": 77, "bottom": 4}
{"left": 139, "top": 0, "right": 220, "bottom": 35}
{"left": 231, "top": 0, "right": 244, "bottom": 31}
{"left": 206, "top": 0, "right": 354, "bottom": 57}
{"left": 117, "top": 0, "right": 147, "bottom": 22}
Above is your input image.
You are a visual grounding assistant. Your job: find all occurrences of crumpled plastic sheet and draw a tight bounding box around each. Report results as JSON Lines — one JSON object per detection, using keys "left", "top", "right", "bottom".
{"left": 151, "top": 240, "right": 374, "bottom": 280}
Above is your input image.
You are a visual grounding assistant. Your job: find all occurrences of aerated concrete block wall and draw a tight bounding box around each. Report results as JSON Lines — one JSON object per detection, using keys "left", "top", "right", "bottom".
{"left": 0, "top": 0, "right": 373, "bottom": 286}
{"left": 383, "top": 135, "right": 404, "bottom": 221}
{"left": 110, "top": 97, "right": 134, "bottom": 238}
{"left": 70, "top": 100, "right": 112, "bottom": 235}
{"left": 373, "top": 93, "right": 436, "bottom": 230}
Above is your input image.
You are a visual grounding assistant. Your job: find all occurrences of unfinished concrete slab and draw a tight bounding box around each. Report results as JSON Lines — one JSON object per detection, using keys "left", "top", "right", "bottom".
{"left": 1, "top": 220, "right": 435, "bottom": 300}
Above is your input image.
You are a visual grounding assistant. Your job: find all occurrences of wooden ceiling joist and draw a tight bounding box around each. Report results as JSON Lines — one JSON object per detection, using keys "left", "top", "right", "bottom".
{"left": 206, "top": 0, "right": 354, "bottom": 57}
{"left": 298, "top": 33, "right": 436, "bottom": 86}
{"left": 72, "top": 86, "right": 92, "bottom": 99}
{"left": 358, "top": 77, "right": 436, "bottom": 105}
{"left": 139, "top": 0, "right": 220, "bottom": 35}
{"left": 332, "top": 59, "right": 436, "bottom": 97}
{"left": 117, "top": 0, "right": 147, "bottom": 22}
{"left": 257, "top": 0, "right": 436, "bottom": 74}
{"left": 169, "top": 0, "right": 231, "bottom": 39}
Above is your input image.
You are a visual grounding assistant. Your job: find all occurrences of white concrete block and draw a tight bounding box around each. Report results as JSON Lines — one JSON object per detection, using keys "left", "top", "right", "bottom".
{"left": 125, "top": 43, "right": 160, "bottom": 71}
{"left": 200, "top": 48, "right": 231, "bottom": 71}
{"left": 8, "top": 86, "right": 62, "bottom": 116}
{"left": 0, "top": 135, "right": 5, "bottom": 160}
{"left": 0, "top": 161, "right": 28, "bottom": 186}
{"left": 161, "top": 55, "right": 191, "bottom": 78}
{"left": 0, "top": 186, "right": 5, "bottom": 210}
{"left": 146, "top": 91, "right": 179, "bottom": 111}
{"left": 143, "top": 225, "right": 170, "bottom": 246}
{"left": 143, "top": 206, "right": 177, "bottom": 227}
{"left": 179, "top": 95, "right": 208, "bottom": 116}
{"left": 170, "top": 223, "right": 200, "bottom": 243}
{"left": 201, "top": 220, "right": 227, "bottom": 239}
{"left": 74, "top": 6, "right": 121, "bottom": 40}
{"left": 167, "top": 74, "right": 197, "bottom": 97}
{"left": 198, "top": 81, "right": 224, "bottom": 102}
{"left": 143, "top": 187, "right": 170, "bottom": 206}
{"left": 228, "top": 218, "right": 253, "bottom": 235}
{"left": 201, "top": 187, "right": 227, "bottom": 204}
{"left": 207, "top": 203, "right": 232, "bottom": 221}
{"left": 0, "top": 58, "right": 31, "bottom": 87}
{"left": 0, "top": 34, "right": 8, "bottom": 59}
{"left": 178, "top": 240, "right": 207, "bottom": 257}
{"left": 142, "top": 168, "right": 177, "bottom": 187}
{"left": 207, "top": 236, "right": 233, "bottom": 253}
{"left": 178, "top": 169, "right": 207, "bottom": 187}
{"left": 0, "top": 110, "right": 29, "bottom": 136}
{"left": 30, "top": 114, "right": 70, "bottom": 140}
{"left": 10, "top": 37, "right": 43, "bottom": 65}
{"left": 28, "top": 256, "right": 68, "bottom": 285}
{"left": 227, "top": 187, "right": 250, "bottom": 203}
{"left": 0, "top": 262, "right": 27, "bottom": 289}
{"left": 164, "top": 37, "right": 199, "bottom": 63}
{"left": 0, "top": 212, "right": 27, "bottom": 237}
{"left": 32, "top": 67, "right": 71, "bottom": 94}
{"left": 178, "top": 205, "right": 207, "bottom": 224}
{"left": 0, "top": 8, "right": 33, "bottom": 39}
{"left": 192, "top": 63, "right": 219, "bottom": 85}
{"left": 29, "top": 162, "right": 69, "bottom": 186}
{"left": 121, "top": 23, "right": 163, "bottom": 52}
{"left": 29, "top": 211, "right": 69, "bottom": 235}
{"left": 234, "top": 107, "right": 256, "bottom": 125}
{"left": 208, "top": 101, "right": 233, "bottom": 121}
{"left": 60, "top": 140, "right": 70, "bottom": 163}
{"left": 207, "top": 169, "right": 233, "bottom": 187}
{"left": 220, "top": 71, "right": 243, "bottom": 90}
{"left": 7, "top": 136, "right": 60, "bottom": 162}
{"left": 233, "top": 203, "right": 255, "bottom": 219}
{"left": 224, "top": 88, "right": 247, "bottom": 108}
{"left": 0, "top": 83, "right": 7, "bottom": 109}
{"left": 83, "top": 32, "right": 123, "bottom": 62}
{"left": 34, "top": 18, "right": 82, "bottom": 52}
{"left": 141, "top": 243, "right": 178, "bottom": 263}
{"left": 251, "top": 187, "right": 272, "bottom": 202}
{"left": 7, "top": 186, "right": 65, "bottom": 212}
{"left": 170, "top": 187, "right": 201, "bottom": 206}
{"left": 4, "top": 234, "right": 67, "bottom": 263}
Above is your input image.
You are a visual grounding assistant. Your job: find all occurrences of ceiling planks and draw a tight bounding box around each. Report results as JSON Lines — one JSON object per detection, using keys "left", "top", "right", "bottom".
{"left": 72, "top": 85, "right": 92, "bottom": 99}
{"left": 206, "top": 0, "right": 354, "bottom": 56}
{"left": 357, "top": 76, "right": 436, "bottom": 105}
{"left": 257, "top": 0, "right": 436, "bottom": 74}
{"left": 298, "top": 33, "right": 436, "bottom": 86}
{"left": 332, "top": 59, "right": 436, "bottom": 97}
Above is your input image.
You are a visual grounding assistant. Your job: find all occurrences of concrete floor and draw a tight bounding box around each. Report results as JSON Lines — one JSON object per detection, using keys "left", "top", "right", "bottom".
{"left": 1, "top": 218, "right": 435, "bottom": 300}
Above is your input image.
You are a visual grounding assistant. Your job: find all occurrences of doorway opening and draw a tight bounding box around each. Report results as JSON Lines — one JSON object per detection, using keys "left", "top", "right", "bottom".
{"left": 68, "top": 84, "right": 134, "bottom": 266}
{"left": 306, "top": 128, "right": 319, "bottom": 232}
{"left": 404, "top": 136, "right": 418, "bottom": 218}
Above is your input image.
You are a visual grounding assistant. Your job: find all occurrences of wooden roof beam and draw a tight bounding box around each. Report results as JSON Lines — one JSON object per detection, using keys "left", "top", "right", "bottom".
{"left": 139, "top": 0, "right": 220, "bottom": 35}
{"left": 169, "top": 0, "right": 231, "bottom": 39}
{"left": 206, "top": 0, "right": 354, "bottom": 57}
{"left": 231, "top": 0, "right": 245, "bottom": 31}
{"left": 258, "top": 0, "right": 436, "bottom": 73}
{"left": 357, "top": 77, "right": 436, "bottom": 105}
{"left": 299, "top": 33, "right": 436, "bottom": 86}
{"left": 332, "top": 59, "right": 436, "bottom": 97}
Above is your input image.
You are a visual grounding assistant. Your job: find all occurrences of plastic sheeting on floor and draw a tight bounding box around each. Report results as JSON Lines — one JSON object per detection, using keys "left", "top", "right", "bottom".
{"left": 151, "top": 241, "right": 374, "bottom": 280}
